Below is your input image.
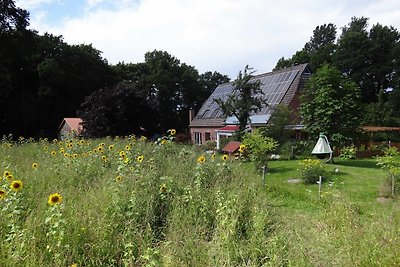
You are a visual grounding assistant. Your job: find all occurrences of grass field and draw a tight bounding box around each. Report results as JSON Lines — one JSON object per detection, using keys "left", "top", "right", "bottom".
{"left": 0, "top": 137, "right": 399, "bottom": 266}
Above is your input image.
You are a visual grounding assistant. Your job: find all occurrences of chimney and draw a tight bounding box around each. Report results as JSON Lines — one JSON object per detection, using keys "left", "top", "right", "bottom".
{"left": 189, "top": 108, "right": 196, "bottom": 123}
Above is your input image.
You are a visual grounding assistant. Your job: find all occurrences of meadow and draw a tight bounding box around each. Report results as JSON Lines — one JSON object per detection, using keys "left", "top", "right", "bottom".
{"left": 0, "top": 135, "right": 399, "bottom": 267}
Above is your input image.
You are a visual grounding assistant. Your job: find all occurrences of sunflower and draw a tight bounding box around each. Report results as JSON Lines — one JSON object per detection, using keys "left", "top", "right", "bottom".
{"left": 98, "top": 146, "right": 104, "bottom": 153}
{"left": 222, "top": 154, "right": 229, "bottom": 161}
{"left": 115, "top": 175, "right": 123, "bottom": 182}
{"left": 140, "top": 136, "right": 147, "bottom": 141}
{"left": 119, "top": 151, "right": 127, "bottom": 158}
{"left": 50, "top": 151, "right": 57, "bottom": 156}
{"left": 48, "top": 193, "right": 62, "bottom": 205}
{"left": 0, "top": 189, "right": 6, "bottom": 200}
{"left": 125, "top": 145, "right": 131, "bottom": 151}
{"left": 159, "top": 184, "right": 167, "bottom": 193}
{"left": 10, "top": 180, "right": 23, "bottom": 192}
{"left": 3, "top": 170, "right": 11, "bottom": 178}
{"left": 161, "top": 139, "right": 168, "bottom": 145}
{"left": 169, "top": 129, "right": 176, "bottom": 136}
{"left": 239, "top": 144, "right": 246, "bottom": 153}
{"left": 73, "top": 153, "right": 78, "bottom": 159}
{"left": 79, "top": 140, "right": 85, "bottom": 145}
{"left": 197, "top": 155, "right": 206, "bottom": 164}
{"left": 6, "top": 173, "right": 13, "bottom": 181}
{"left": 101, "top": 155, "right": 107, "bottom": 162}
{"left": 67, "top": 143, "right": 73, "bottom": 148}
{"left": 137, "top": 155, "right": 144, "bottom": 163}
{"left": 108, "top": 144, "right": 114, "bottom": 150}
{"left": 32, "top": 162, "right": 38, "bottom": 169}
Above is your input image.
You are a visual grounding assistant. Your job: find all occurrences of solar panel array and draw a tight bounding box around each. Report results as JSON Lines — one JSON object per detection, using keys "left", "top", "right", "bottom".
{"left": 195, "top": 68, "right": 300, "bottom": 121}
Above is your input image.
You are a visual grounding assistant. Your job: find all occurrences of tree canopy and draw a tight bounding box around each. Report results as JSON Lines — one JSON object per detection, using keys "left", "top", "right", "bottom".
{"left": 300, "top": 64, "right": 362, "bottom": 145}
{"left": 215, "top": 65, "right": 265, "bottom": 140}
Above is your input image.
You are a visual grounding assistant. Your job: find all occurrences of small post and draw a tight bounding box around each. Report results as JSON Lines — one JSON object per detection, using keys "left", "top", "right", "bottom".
{"left": 392, "top": 173, "right": 395, "bottom": 198}
{"left": 262, "top": 166, "right": 266, "bottom": 186}
{"left": 318, "top": 176, "right": 323, "bottom": 199}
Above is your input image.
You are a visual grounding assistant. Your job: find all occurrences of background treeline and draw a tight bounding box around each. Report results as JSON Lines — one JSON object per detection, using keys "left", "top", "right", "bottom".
{"left": 275, "top": 17, "right": 400, "bottom": 126}
{"left": 0, "top": 0, "right": 229, "bottom": 138}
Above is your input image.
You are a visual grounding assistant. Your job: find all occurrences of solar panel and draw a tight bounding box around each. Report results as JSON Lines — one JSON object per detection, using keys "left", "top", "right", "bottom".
{"left": 195, "top": 67, "right": 301, "bottom": 120}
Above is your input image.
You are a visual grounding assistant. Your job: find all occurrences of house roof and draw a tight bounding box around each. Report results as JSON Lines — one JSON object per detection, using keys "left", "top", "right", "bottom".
{"left": 222, "top": 141, "right": 241, "bottom": 153}
{"left": 59, "top": 118, "right": 83, "bottom": 132}
{"left": 190, "top": 63, "right": 311, "bottom": 128}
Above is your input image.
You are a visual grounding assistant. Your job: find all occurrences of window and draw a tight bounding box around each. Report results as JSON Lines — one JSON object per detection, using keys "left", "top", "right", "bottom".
{"left": 205, "top": 132, "right": 211, "bottom": 141}
{"left": 194, "top": 132, "right": 202, "bottom": 145}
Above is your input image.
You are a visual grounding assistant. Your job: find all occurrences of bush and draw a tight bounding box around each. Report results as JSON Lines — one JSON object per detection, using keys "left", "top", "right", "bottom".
{"left": 299, "top": 159, "right": 328, "bottom": 184}
{"left": 242, "top": 131, "right": 278, "bottom": 170}
{"left": 339, "top": 145, "right": 357, "bottom": 159}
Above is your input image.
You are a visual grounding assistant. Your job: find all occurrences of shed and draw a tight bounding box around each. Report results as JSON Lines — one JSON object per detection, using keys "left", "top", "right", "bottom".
{"left": 58, "top": 118, "right": 83, "bottom": 139}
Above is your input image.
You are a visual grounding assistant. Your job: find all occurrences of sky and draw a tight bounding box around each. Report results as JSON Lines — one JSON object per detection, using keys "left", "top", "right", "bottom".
{"left": 15, "top": 0, "right": 400, "bottom": 79}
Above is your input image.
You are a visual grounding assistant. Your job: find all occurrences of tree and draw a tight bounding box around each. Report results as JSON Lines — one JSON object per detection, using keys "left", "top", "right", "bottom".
{"left": 300, "top": 64, "right": 362, "bottom": 145}
{"left": 0, "top": 0, "right": 29, "bottom": 33}
{"left": 215, "top": 65, "right": 265, "bottom": 140}
{"left": 78, "top": 80, "right": 158, "bottom": 138}
{"left": 262, "top": 104, "right": 294, "bottom": 142}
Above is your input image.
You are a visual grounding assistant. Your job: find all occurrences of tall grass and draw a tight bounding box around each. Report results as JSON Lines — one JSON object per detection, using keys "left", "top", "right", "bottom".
{"left": 0, "top": 137, "right": 399, "bottom": 266}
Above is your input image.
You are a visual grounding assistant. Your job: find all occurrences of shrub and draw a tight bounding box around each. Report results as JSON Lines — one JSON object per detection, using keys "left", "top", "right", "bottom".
{"left": 299, "top": 159, "right": 327, "bottom": 184}
{"left": 242, "top": 131, "right": 279, "bottom": 170}
{"left": 339, "top": 145, "right": 357, "bottom": 159}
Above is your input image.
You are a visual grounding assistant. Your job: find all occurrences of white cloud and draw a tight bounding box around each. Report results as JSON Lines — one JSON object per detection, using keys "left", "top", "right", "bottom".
{"left": 26, "top": 0, "right": 400, "bottom": 78}
{"left": 15, "top": 0, "right": 59, "bottom": 9}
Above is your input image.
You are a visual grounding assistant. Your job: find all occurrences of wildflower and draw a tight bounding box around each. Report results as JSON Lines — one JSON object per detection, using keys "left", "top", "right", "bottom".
{"left": 51, "top": 151, "right": 57, "bottom": 156}
{"left": 168, "top": 129, "right": 176, "bottom": 136}
{"left": 119, "top": 151, "right": 127, "bottom": 158}
{"left": 48, "top": 193, "right": 62, "bottom": 205}
{"left": 197, "top": 155, "right": 206, "bottom": 164}
{"left": 32, "top": 162, "right": 39, "bottom": 169}
{"left": 0, "top": 189, "right": 6, "bottom": 200}
{"left": 115, "top": 175, "right": 123, "bottom": 182}
{"left": 159, "top": 184, "right": 167, "bottom": 193}
{"left": 10, "top": 180, "right": 23, "bottom": 192}
{"left": 6, "top": 173, "right": 13, "bottom": 181}
{"left": 222, "top": 154, "right": 228, "bottom": 161}
{"left": 137, "top": 155, "right": 144, "bottom": 163}
{"left": 108, "top": 144, "right": 114, "bottom": 150}
{"left": 3, "top": 170, "right": 11, "bottom": 178}
{"left": 239, "top": 144, "right": 246, "bottom": 153}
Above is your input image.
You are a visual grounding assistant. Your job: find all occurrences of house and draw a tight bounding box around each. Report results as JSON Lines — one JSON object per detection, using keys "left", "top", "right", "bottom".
{"left": 58, "top": 118, "right": 83, "bottom": 139}
{"left": 189, "top": 64, "right": 311, "bottom": 146}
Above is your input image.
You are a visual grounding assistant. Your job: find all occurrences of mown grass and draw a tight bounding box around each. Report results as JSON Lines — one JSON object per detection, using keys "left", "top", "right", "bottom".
{"left": 0, "top": 137, "right": 399, "bottom": 266}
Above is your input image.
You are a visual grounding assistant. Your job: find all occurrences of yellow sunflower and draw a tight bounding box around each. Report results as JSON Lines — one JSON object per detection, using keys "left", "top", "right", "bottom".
{"left": 222, "top": 154, "right": 229, "bottom": 161}
{"left": 239, "top": 144, "right": 246, "bottom": 153}
{"left": 32, "top": 162, "right": 39, "bottom": 169}
{"left": 3, "top": 170, "right": 11, "bottom": 178}
{"left": 10, "top": 180, "right": 23, "bottom": 192}
{"left": 140, "top": 136, "right": 147, "bottom": 141}
{"left": 169, "top": 129, "right": 176, "bottom": 136}
{"left": 101, "top": 155, "right": 107, "bottom": 162}
{"left": 48, "top": 193, "right": 62, "bottom": 205}
{"left": 197, "top": 155, "right": 206, "bottom": 164}
{"left": 137, "top": 155, "right": 144, "bottom": 163}
{"left": 108, "top": 144, "right": 114, "bottom": 150}
{"left": 125, "top": 145, "right": 131, "bottom": 151}
{"left": 161, "top": 139, "right": 168, "bottom": 145}
{"left": 119, "top": 151, "right": 127, "bottom": 158}
{"left": 159, "top": 184, "right": 167, "bottom": 193}
{"left": 6, "top": 173, "right": 13, "bottom": 181}
{"left": 115, "top": 175, "right": 123, "bottom": 182}
{"left": 0, "top": 189, "right": 6, "bottom": 200}
{"left": 51, "top": 151, "right": 57, "bottom": 156}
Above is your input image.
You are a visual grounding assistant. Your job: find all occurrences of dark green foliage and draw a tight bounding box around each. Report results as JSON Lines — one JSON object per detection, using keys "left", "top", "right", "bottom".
{"left": 262, "top": 104, "right": 293, "bottom": 143}
{"left": 215, "top": 65, "right": 265, "bottom": 140}
{"left": 300, "top": 64, "right": 362, "bottom": 146}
